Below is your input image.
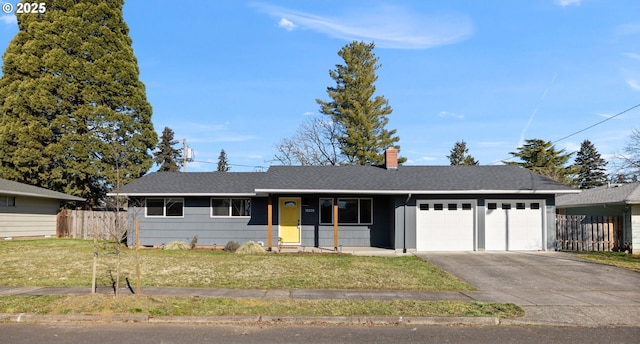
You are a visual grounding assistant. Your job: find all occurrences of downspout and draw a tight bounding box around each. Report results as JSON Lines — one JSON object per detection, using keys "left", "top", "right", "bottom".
{"left": 403, "top": 193, "right": 411, "bottom": 254}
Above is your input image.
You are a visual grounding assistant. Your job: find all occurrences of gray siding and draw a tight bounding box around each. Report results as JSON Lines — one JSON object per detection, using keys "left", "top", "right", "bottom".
{"left": 0, "top": 196, "right": 60, "bottom": 238}
{"left": 131, "top": 195, "right": 395, "bottom": 248}
{"left": 131, "top": 197, "right": 271, "bottom": 247}
{"left": 130, "top": 193, "right": 559, "bottom": 250}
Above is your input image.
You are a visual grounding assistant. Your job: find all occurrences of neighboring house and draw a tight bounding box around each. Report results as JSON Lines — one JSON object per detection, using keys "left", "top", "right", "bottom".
{"left": 115, "top": 148, "right": 577, "bottom": 252}
{"left": 556, "top": 182, "right": 640, "bottom": 253}
{"left": 0, "top": 178, "right": 84, "bottom": 239}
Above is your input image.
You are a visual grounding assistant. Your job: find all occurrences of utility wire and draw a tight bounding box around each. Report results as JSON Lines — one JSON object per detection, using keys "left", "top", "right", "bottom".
{"left": 551, "top": 102, "right": 640, "bottom": 144}
{"left": 502, "top": 102, "right": 640, "bottom": 162}
{"left": 192, "top": 160, "right": 265, "bottom": 171}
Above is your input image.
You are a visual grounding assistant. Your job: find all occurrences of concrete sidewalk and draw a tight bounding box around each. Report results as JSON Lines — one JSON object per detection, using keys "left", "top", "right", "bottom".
{"left": 1, "top": 284, "right": 639, "bottom": 326}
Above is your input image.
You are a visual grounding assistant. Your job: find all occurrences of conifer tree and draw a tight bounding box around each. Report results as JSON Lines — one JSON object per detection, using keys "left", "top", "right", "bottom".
{"left": 447, "top": 140, "right": 479, "bottom": 166}
{"left": 217, "top": 149, "right": 230, "bottom": 172}
{"left": 154, "top": 127, "right": 182, "bottom": 172}
{"left": 574, "top": 139, "right": 608, "bottom": 189}
{"left": 0, "top": 0, "right": 156, "bottom": 205}
{"left": 505, "top": 139, "right": 576, "bottom": 185}
{"left": 316, "top": 41, "right": 403, "bottom": 165}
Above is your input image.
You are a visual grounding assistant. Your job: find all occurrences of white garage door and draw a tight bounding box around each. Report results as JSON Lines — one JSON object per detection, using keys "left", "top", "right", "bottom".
{"left": 485, "top": 200, "right": 544, "bottom": 251}
{"left": 416, "top": 200, "right": 475, "bottom": 251}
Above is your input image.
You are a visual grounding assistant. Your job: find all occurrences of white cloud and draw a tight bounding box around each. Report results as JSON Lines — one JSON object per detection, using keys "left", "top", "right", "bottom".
{"left": 554, "top": 0, "right": 581, "bottom": 7}
{"left": 624, "top": 52, "right": 640, "bottom": 60}
{"left": 302, "top": 111, "right": 314, "bottom": 116}
{"left": 627, "top": 79, "right": 640, "bottom": 92}
{"left": 278, "top": 18, "right": 297, "bottom": 31}
{"left": 0, "top": 14, "right": 16, "bottom": 25}
{"left": 417, "top": 156, "right": 437, "bottom": 161}
{"left": 438, "top": 111, "right": 464, "bottom": 120}
{"left": 252, "top": 2, "right": 473, "bottom": 49}
{"left": 614, "top": 23, "right": 640, "bottom": 37}
{"left": 477, "top": 141, "right": 506, "bottom": 147}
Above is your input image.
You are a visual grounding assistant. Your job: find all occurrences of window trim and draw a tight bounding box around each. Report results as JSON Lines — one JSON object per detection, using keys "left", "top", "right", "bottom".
{"left": 319, "top": 197, "right": 373, "bottom": 225}
{"left": 145, "top": 198, "right": 184, "bottom": 218}
{"left": 210, "top": 197, "right": 251, "bottom": 217}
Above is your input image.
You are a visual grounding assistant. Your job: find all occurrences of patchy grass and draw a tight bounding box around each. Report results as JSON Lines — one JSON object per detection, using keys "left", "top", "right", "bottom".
{"left": 0, "top": 239, "right": 472, "bottom": 291}
{"left": 0, "top": 295, "right": 523, "bottom": 318}
{"left": 576, "top": 251, "right": 640, "bottom": 273}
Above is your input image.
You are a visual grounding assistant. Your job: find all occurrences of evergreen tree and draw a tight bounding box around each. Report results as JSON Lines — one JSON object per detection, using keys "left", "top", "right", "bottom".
{"left": 447, "top": 140, "right": 478, "bottom": 166}
{"left": 0, "top": 0, "right": 156, "bottom": 205}
{"left": 574, "top": 139, "right": 608, "bottom": 189}
{"left": 316, "top": 41, "right": 403, "bottom": 165}
{"left": 154, "top": 127, "right": 182, "bottom": 172}
{"left": 217, "top": 149, "right": 230, "bottom": 172}
{"left": 504, "top": 139, "right": 576, "bottom": 185}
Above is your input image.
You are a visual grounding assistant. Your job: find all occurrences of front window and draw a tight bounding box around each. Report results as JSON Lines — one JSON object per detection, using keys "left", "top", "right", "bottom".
{"left": 320, "top": 198, "right": 373, "bottom": 225}
{"left": 0, "top": 196, "right": 16, "bottom": 207}
{"left": 211, "top": 198, "right": 251, "bottom": 217}
{"left": 146, "top": 198, "right": 183, "bottom": 217}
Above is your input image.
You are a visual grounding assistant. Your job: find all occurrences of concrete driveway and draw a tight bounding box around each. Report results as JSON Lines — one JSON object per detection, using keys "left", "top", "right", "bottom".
{"left": 417, "top": 251, "right": 640, "bottom": 326}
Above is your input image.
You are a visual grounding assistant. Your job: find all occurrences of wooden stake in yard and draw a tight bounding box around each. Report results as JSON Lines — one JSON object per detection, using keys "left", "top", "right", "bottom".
{"left": 91, "top": 211, "right": 97, "bottom": 294}
{"left": 135, "top": 219, "right": 141, "bottom": 295}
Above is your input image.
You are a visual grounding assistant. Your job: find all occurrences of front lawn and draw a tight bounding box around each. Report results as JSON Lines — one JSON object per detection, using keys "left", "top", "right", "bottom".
{"left": 0, "top": 295, "right": 523, "bottom": 318}
{"left": 576, "top": 251, "right": 640, "bottom": 273}
{"left": 0, "top": 239, "right": 472, "bottom": 291}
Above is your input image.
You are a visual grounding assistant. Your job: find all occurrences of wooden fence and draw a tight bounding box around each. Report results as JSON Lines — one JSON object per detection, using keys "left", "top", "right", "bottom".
{"left": 555, "top": 214, "right": 623, "bottom": 251}
{"left": 57, "top": 209, "right": 128, "bottom": 241}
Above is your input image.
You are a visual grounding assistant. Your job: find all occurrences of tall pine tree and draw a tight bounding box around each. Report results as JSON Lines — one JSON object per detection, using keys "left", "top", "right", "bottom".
{"left": 447, "top": 140, "right": 478, "bottom": 166}
{"left": 154, "top": 127, "right": 182, "bottom": 172}
{"left": 505, "top": 139, "right": 576, "bottom": 185}
{"left": 0, "top": 0, "right": 156, "bottom": 205}
{"left": 574, "top": 139, "right": 608, "bottom": 189}
{"left": 217, "top": 149, "right": 230, "bottom": 172}
{"left": 316, "top": 41, "right": 403, "bottom": 165}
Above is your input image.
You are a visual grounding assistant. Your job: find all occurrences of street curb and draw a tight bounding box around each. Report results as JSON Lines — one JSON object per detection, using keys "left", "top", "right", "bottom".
{"left": 0, "top": 313, "right": 500, "bottom": 326}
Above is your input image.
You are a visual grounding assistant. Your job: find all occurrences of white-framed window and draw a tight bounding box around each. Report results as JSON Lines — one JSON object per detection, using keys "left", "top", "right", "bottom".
{"left": 0, "top": 196, "right": 16, "bottom": 207}
{"left": 211, "top": 198, "right": 251, "bottom": 217}
{"left": 145, "top": 198, "right": 184, "bottom": 217}
{"left": 319, "top": 198, "right": 373, "bottom": 225}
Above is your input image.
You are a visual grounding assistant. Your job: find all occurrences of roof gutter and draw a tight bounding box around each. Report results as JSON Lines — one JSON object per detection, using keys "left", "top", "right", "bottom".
{"left": 1, "top": 191, "right": 84, "bottom": 201}
{"left": 254, "top": 189, "right": 580, "bottom": 196}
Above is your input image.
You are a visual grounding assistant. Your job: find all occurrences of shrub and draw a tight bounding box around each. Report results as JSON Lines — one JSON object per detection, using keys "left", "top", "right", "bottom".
{"left": 224, "top": 241, "right": 240, "bottom": 252}
{"left": 164, "top": 241, "right": 189, "bottom": 250}
{"left": 236, "top": 241, "right": 267, "bottom": 254}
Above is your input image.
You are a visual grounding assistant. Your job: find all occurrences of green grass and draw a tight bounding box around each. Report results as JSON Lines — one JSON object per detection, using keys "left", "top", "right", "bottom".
{"left": 576, "top": 251, "right": 640, "bottom": 273}
{"left": 0, "top": 239, "right": 472, "bottom": 290}
{"left": 0, "top": 295, "right": 523, "bottom": 318}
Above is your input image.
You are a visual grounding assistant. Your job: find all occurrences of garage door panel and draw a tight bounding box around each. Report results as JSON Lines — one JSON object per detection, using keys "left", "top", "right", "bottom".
{"left": 484, "top": 200, "right": 543, "bottom": 251}
{"left": 416, "top": 201, "right": 475, "bottom": 251}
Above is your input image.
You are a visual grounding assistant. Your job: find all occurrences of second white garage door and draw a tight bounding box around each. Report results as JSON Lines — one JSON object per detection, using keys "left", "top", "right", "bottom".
{"left": 416, "top": 200, "right": 476, "bottom": 251}
{"left": 484, "top": 200, "right": 544, "bottom": 251}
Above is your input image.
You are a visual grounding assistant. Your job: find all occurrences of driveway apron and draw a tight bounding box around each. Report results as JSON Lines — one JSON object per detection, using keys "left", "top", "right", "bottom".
{"left": 416, "top": 251, "right": 640, "bottom": 326}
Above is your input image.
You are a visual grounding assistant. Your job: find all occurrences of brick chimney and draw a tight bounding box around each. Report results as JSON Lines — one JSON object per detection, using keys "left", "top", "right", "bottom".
{"left": 384, "top": 147, "right": 398, "bottom": 170}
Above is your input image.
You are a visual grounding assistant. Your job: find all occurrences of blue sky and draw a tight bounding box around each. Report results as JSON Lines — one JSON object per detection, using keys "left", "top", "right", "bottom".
{"left": 0, "top": 0, "right": 639, "bottom": 172}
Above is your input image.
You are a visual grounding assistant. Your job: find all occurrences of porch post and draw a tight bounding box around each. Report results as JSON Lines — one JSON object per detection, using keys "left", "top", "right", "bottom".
{"left": 333, "top": 198, "right": 339, "bottom": 250}
{"left": 267, "top": 194, "right": 273, "bottom": 251}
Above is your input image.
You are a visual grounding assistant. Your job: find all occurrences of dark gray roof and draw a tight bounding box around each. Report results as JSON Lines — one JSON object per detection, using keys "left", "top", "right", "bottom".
{"left": 116, "top": 165, "right": 576, "bottom": 196}
{"left": 556, "top": 182, "right": 640, "bottom": 207}
{"left": 0, "top": 178, "right": 85, "bottom": 201}
{"left": 256, "top": 165, "right": 576, "bottom": 194}
{"left": 116, "top": 172, "right": 265, "bottom": 195}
